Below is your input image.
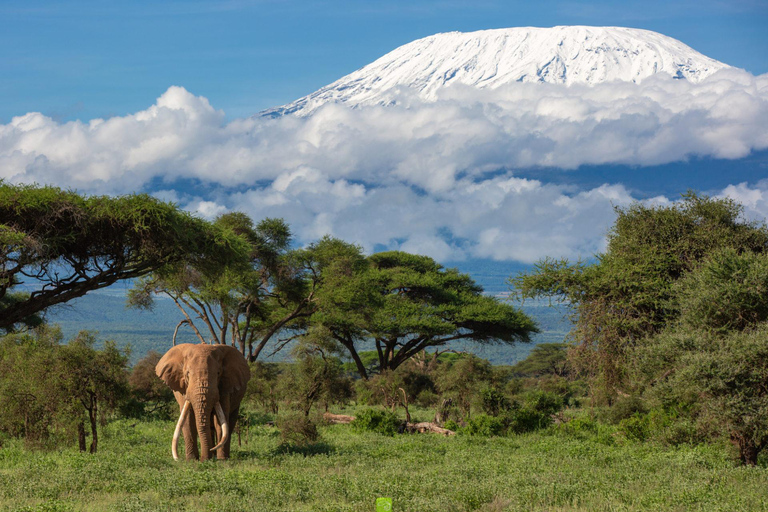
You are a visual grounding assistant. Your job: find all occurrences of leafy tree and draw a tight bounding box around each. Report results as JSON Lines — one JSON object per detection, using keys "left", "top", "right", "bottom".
{"left": 0, "top": 182, "right": 248, "bottom": 332}
{"left": 675, "top": 248, "right": 768, "bottom": 333}
{"left": 511, "top": 343, "right": 570, "bottom": 377}
{"left": 126, "top": 350, "right": 175, "bottom": 418}
{"left": 637, "top": 249, "right": 768, "bottom": 465}
{"left": 511, "top": 192, "right": 768, "bottom": 400}
{"left": 56, "top": 332, "right": 129, "bottom": 453}
{"left": 435, "top": 355, "right": 493, "bottom": 419}
{"left": 311, "top": 245, "right": 537, "bottom": 379}
{"left": 279, "top": 346, "right": 352, "bottom": 416}
{"left": 0, "top": 325, "right": 62, "bottom": 445}
{"left": 0, "top": 327, "right": 129, "bottom": 452}
{"left": 245, "top": 362, "right": 282, "bottom": 414}
{"left": 129, "top": 215, "right": 316, "bottom": 361}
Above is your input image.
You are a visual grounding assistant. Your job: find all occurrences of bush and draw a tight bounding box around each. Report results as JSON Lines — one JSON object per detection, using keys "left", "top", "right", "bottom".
{"left": 524, "top": 390, "right": 565, "bottom": 416}
{"left": 480, "top": 387, "right": 511, "bottom": 417}
{"left": 606, "top": 395, "right": 646, "bottom": 424}
{"left": 506, "top": 407, "right": 552, "bottom": 434}
{"left": 277, "top": 413, "right": 319, "bottom": 447}
{"left": 351, "top": 408, "right": 403, "bottom": 436}
{"left": 463, "top": 414, "right": 506, "bottom": 437}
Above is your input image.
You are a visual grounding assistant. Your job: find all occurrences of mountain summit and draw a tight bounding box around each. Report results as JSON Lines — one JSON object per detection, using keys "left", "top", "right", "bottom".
{"left": 265, "top": 26, "right": 729, "bottom": 116}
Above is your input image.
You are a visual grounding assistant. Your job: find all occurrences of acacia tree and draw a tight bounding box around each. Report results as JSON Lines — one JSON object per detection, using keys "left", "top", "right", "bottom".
{"left": 511, "top": 192, "right": 768, "bottom": 401}
{"left": 0, "top": 183, "right": 248, "bottom": 332}
{"left": 638, "top": 249, "right": 768, "bottom": 465}
{"left": 310, "top": 244, "right": 538, "bottom": 379}
{"left": 129, "top": 215, "right": 317, "bottom": 361}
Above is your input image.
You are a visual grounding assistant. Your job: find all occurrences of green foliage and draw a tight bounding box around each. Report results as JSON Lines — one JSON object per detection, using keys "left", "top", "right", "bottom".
{"left": 675, "top": 248, "right": 768, "bottom": 332}
{"left": 511, "top": 192, "right": 768, "bottom": 400}
{"left": 511, "top": 343, "right": 570, "bottom": 377}
{"left": 244, "top": 362, "right": 281, "bottom": 414}
{"left": 277, "top": 413, "right": 320, "bottom": 448}
{"left": 310, "top": 245, "right": 538, "bottom": 378}
{"left": 463, "top": 414, "right": 507, "bottom": 437}
{"left": 351, "top": 408, "right": 403, "bottom": 436}
{"left": 480, "top": 387, "right": 511, "bottom": 417}
{"left": 0, "top": 182, "right": 248, "bottom": 332}
{"left": 637, "top": 324, "right": 768, "bottom": 464}
{"left": 123, "top": 351, "right": 174, "bottom": 419}
{"left": 128, "top": 215, "right": 313, "bottom": 361}
{"left": 0, "top": 327, "right": 129, "bottom": 452}
{"left": 278, "top": 348, "right": 353, "bottom": 416}
{"left": 435, "top": 354, "right": 493, "bottom": 418}
{"left": 605, "top": 395, "right": 647, "bottom": 424}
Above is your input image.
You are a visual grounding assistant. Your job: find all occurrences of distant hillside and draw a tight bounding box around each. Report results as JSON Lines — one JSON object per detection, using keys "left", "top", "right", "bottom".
{"left": 45, "top": 261, "right": 571, "bottom": 366}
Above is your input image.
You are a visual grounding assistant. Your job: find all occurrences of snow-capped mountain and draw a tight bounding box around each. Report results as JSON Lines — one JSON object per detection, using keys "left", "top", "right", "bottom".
{"left": 264, "top": 26, "right": 729, "bottom": 117}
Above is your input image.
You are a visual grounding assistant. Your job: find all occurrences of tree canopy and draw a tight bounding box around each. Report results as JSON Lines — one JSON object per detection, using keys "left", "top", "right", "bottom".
{"left": 128, "top": 215, "right": 317, "bottom": 361}
{"left": 0, "top": 182, "right": 249, "bottom": 332}
{"left": 511, "top": 192, "right": 768, "bottom": 399}
{"left": 309, "top": 242, "right": 538, "bottom": 379}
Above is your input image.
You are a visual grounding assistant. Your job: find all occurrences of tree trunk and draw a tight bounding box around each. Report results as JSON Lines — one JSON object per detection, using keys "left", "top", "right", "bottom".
{"left": 736, "top": 435, "right": 761, "bottom": 466}
{"left": 77, "top": 422, "right": 86, "bottom": 452}
{"left": 88, "top": 394, "right": 98, "bottom": 454}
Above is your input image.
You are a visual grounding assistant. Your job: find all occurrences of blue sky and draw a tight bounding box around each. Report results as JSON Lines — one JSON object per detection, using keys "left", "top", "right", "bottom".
{"left": 2, "top": 0, "right": 768, "bottom": 264}
{"left": 2, "top": 0, "right": 767, "bottom": 122}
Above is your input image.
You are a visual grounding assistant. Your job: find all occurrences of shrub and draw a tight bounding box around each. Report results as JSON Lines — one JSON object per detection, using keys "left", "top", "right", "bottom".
{"left": 463, "top": 414, "right": 506, "bottom": 437}
{"left": 606, "top": 395, "right": 646, "bottom": 424}
{"left": 506, "top": 407, "right": 551, "bottom": 434}
{"left": 277, "top": 413, "right": 319, "bottom": 447}
{"left": 443, "top": 419, "right": 460, "bottom": 432}
{"left": 524, "top": 390, "right": 565, "bottom": 416}
{"left": 480, "top": 387, "right": 511, "bottom": 417}
{"left": 351, "top": 408, "right": 403, "bottom": 436}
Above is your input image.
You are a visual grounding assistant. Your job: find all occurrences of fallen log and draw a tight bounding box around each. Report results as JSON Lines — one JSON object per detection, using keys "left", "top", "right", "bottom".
{"left": 403, "top": 422, "right": 456, "bottom": 436}
{"left": 323, "top": 413, "right": 455, "bottom": 436}
{"left": 323, "top": 412, "right": 356, "bottom": 424}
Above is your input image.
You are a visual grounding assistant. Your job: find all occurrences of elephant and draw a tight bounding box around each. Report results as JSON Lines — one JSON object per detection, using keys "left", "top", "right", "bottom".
{"left": 155, "top": 343, "right": 250, "bottom": 461}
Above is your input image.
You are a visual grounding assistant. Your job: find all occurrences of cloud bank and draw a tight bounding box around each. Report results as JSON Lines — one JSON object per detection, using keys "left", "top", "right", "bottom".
{"left": 2, "top": 68, "right": 767, "bottom": 262}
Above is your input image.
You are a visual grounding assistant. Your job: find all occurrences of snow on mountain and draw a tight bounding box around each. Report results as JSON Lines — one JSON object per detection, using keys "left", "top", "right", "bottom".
{"left": 264, "top": 26, "right": 730, "bottom": 117}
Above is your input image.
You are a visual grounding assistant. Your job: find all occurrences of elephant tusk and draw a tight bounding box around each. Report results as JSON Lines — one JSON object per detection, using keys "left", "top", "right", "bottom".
{"left": 210, "top": 402, "right": 229, "bottom": 453}
{"left": 172, "top": 400, "right": 190, "bottom": 461}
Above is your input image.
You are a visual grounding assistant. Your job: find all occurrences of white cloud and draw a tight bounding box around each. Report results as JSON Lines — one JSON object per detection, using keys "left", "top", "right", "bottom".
{"left": 1, "top": 70, "right": 767, "bottom": 262}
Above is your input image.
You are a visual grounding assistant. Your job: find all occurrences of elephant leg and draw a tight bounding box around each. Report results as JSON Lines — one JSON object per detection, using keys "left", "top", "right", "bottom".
{"left": 223, "top": 406, "right": 241, "bottom": 459}
{"left": 183, "top": 409, "right": 199, "bottom": 461}
{"left": 212, "top": 394, "right": 236, "bottom": 460}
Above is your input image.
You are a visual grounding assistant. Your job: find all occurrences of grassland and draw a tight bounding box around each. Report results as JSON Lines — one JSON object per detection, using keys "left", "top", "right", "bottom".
{"left": 1, "top": 414, "right": 766, "bottom": 512}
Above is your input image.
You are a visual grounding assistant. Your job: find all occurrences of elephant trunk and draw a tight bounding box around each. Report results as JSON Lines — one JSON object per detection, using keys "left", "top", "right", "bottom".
{"left": 192, "top": 384, "right": 214, "bottom": 461}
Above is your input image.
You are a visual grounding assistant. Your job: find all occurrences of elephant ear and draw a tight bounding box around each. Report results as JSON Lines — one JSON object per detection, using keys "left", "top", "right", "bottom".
{"left": 155, "top": 344, "right": 187, "bottom": 392}
{"left": 218, "top": 346, "right": 251, "bottom": 393}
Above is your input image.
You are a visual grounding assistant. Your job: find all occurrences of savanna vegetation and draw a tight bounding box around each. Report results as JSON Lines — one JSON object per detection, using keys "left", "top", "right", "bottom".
{"left": 1, "top": 185, "right": 767, "bottom": 511}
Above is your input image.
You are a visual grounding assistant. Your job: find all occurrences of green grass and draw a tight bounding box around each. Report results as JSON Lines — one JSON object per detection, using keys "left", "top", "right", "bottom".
{"left": 1, "top": 415, "right": 766, "bottom": 512}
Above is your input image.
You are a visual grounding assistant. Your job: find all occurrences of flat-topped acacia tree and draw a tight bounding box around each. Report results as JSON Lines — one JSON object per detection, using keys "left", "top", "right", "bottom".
{"left": 307, "top": 240, "right": 538, "bottom": 379}
{"left": 0, "top": 182, "right": 248, "bottom": 332}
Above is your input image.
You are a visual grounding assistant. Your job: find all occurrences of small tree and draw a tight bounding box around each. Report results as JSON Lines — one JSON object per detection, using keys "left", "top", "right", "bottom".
{"left": 511, "top": 343, "right": 570, "bottom": 377}
{"left": 57, "top": 332, "right": 129, "bottom": 453}
{"left": 280, "top": 346, "right": 352, "bottom": 416}
{"left": 435, "top": 355, "right": 493, "bottom": 420}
